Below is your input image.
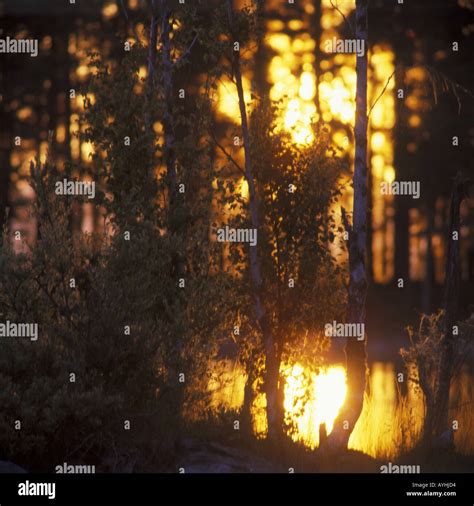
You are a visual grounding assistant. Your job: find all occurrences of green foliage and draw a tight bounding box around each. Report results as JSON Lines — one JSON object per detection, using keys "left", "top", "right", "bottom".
{"left": 215, "top": 100, "right": 347, "bottom": 377}
{"left": 401, "top": 311, "right": 473, "bottom": 404}
{"left": 0, "top": 154, "right": 172, "bottom": 470}
{"left": 204, "top": 1, "right": 347, "bottom": 421}
{"left": 0, "top": 0, "right": 348, "bottom": 469}
{"left": 0, "top": 49, "right": 226, "bottom": 472}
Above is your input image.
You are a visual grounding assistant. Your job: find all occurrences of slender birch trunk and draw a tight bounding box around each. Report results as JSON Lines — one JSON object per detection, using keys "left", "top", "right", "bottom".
{"left": 226, "top": 0, "right": 280, "bottom": 440}
{"left": 327, "top": 0, "right": 368, "bottom": 450}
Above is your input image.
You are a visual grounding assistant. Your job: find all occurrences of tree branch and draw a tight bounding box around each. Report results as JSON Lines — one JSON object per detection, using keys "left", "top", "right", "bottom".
{"left": 173, "top": 33, "right": 198, "bottom": 68}
{"left": 119, "top": 0, "right": 142, "bottom": 47}
{"left": 209, "top": 128, "right": 245, "bottom": 176}
{"left": 423, "top": 64, "right": 474, "bottom": 114}
{"left": 367, "top": 70, "right": 395, "bottom": 119}
{"left": 330, "top": 0, "right": 355, "bottom": 37}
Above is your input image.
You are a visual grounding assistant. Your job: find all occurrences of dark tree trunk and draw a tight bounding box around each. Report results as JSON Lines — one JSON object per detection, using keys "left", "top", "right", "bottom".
{"left": 393, "top": 26, "right": 414, "bottom": 284}
{"left": 62, "top": 28, "right": 72, "bottom": 164}
{"left": 0, "top": 36, "right": 10, "bottom": 235}
{"left": 0, "top": 146, "right": 10, "bottom": 235}
{"left": 433, "top": 177, "right": 469, "bottom": 439}
{"left": 154, "top": 1, "right": 186, "bottom": 460}
{"left": 312, "top": 0, "right": 322, "bottom": 115}
{"left": 394, "top": 192, "right": 410, "bottom": 282}
{"left": 226, "top": 0, "right": 280, "bottom": 441}
{"left": 242, "top": 362, "right": 256, "bottom": 434}
{"left": 421, "top": 197, "right": 436, "bottom": 314}
{"left": 160, "top": 3, "right": 179, "bottom": 223}
{"left": 366, "top": 155, "right": 373, "bottom": 282}
{"left": 159, "top": 2, "right": 185, "bottom": 282}
{"left": 146, "top": 1, "right": 158, "bottom": 146}
{"left": 253, "top": 0, "right": 269, "bottom": 100}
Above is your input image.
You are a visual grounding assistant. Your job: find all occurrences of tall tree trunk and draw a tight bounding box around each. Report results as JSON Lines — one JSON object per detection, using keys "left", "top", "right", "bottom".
{"left": 0, "top": 33, "right": 10, "bottom": 235}
{"left": 327, "top": 0, "right": 368, "bottom": 450}
{"left": 366, "top": 152, "right": 374, "bottom": 282}
{"left": 421, "top": 197, "right": 435, "bottom": 314}
{"left": 432, "top": 177, "right": 468, "bottom": 440}
{"left": 242, "top": 361, "right": 256, "bottom": 434}
{"left": 0, "top": 144, "right": 10, "bottom": 235}
{"left": 62, "top": 28, "right": 72, "bottom": 165}
{"left": 145, "top": 1, "right": 158, "bottom": 145}
{"left": 394, "top": 190, "right": 410, "bottom": 282}
{"left": 393, "top": 58, "right": 412, "bottom": 283}
{"left": 226, "top": 0, "right": 281, "bottom": 440}
{"left": 253, "top": 0, "right": 269, "bottom": 100}
{"left": 159, "top": 1, "right": 179, "bottom": 231}
{"left": 156, "top": 1, "right": 186, "bottom": 459}
{"left": 159, "top": 2, "right": 184, "bottom": 282}
{"left": 312, "top": 0, "right": 322, "bottom": 116}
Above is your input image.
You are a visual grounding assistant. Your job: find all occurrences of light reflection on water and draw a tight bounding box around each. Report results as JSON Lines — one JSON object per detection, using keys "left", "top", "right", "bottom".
{"left": 208, "top": 360, "right": 474, "bottom": 459}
